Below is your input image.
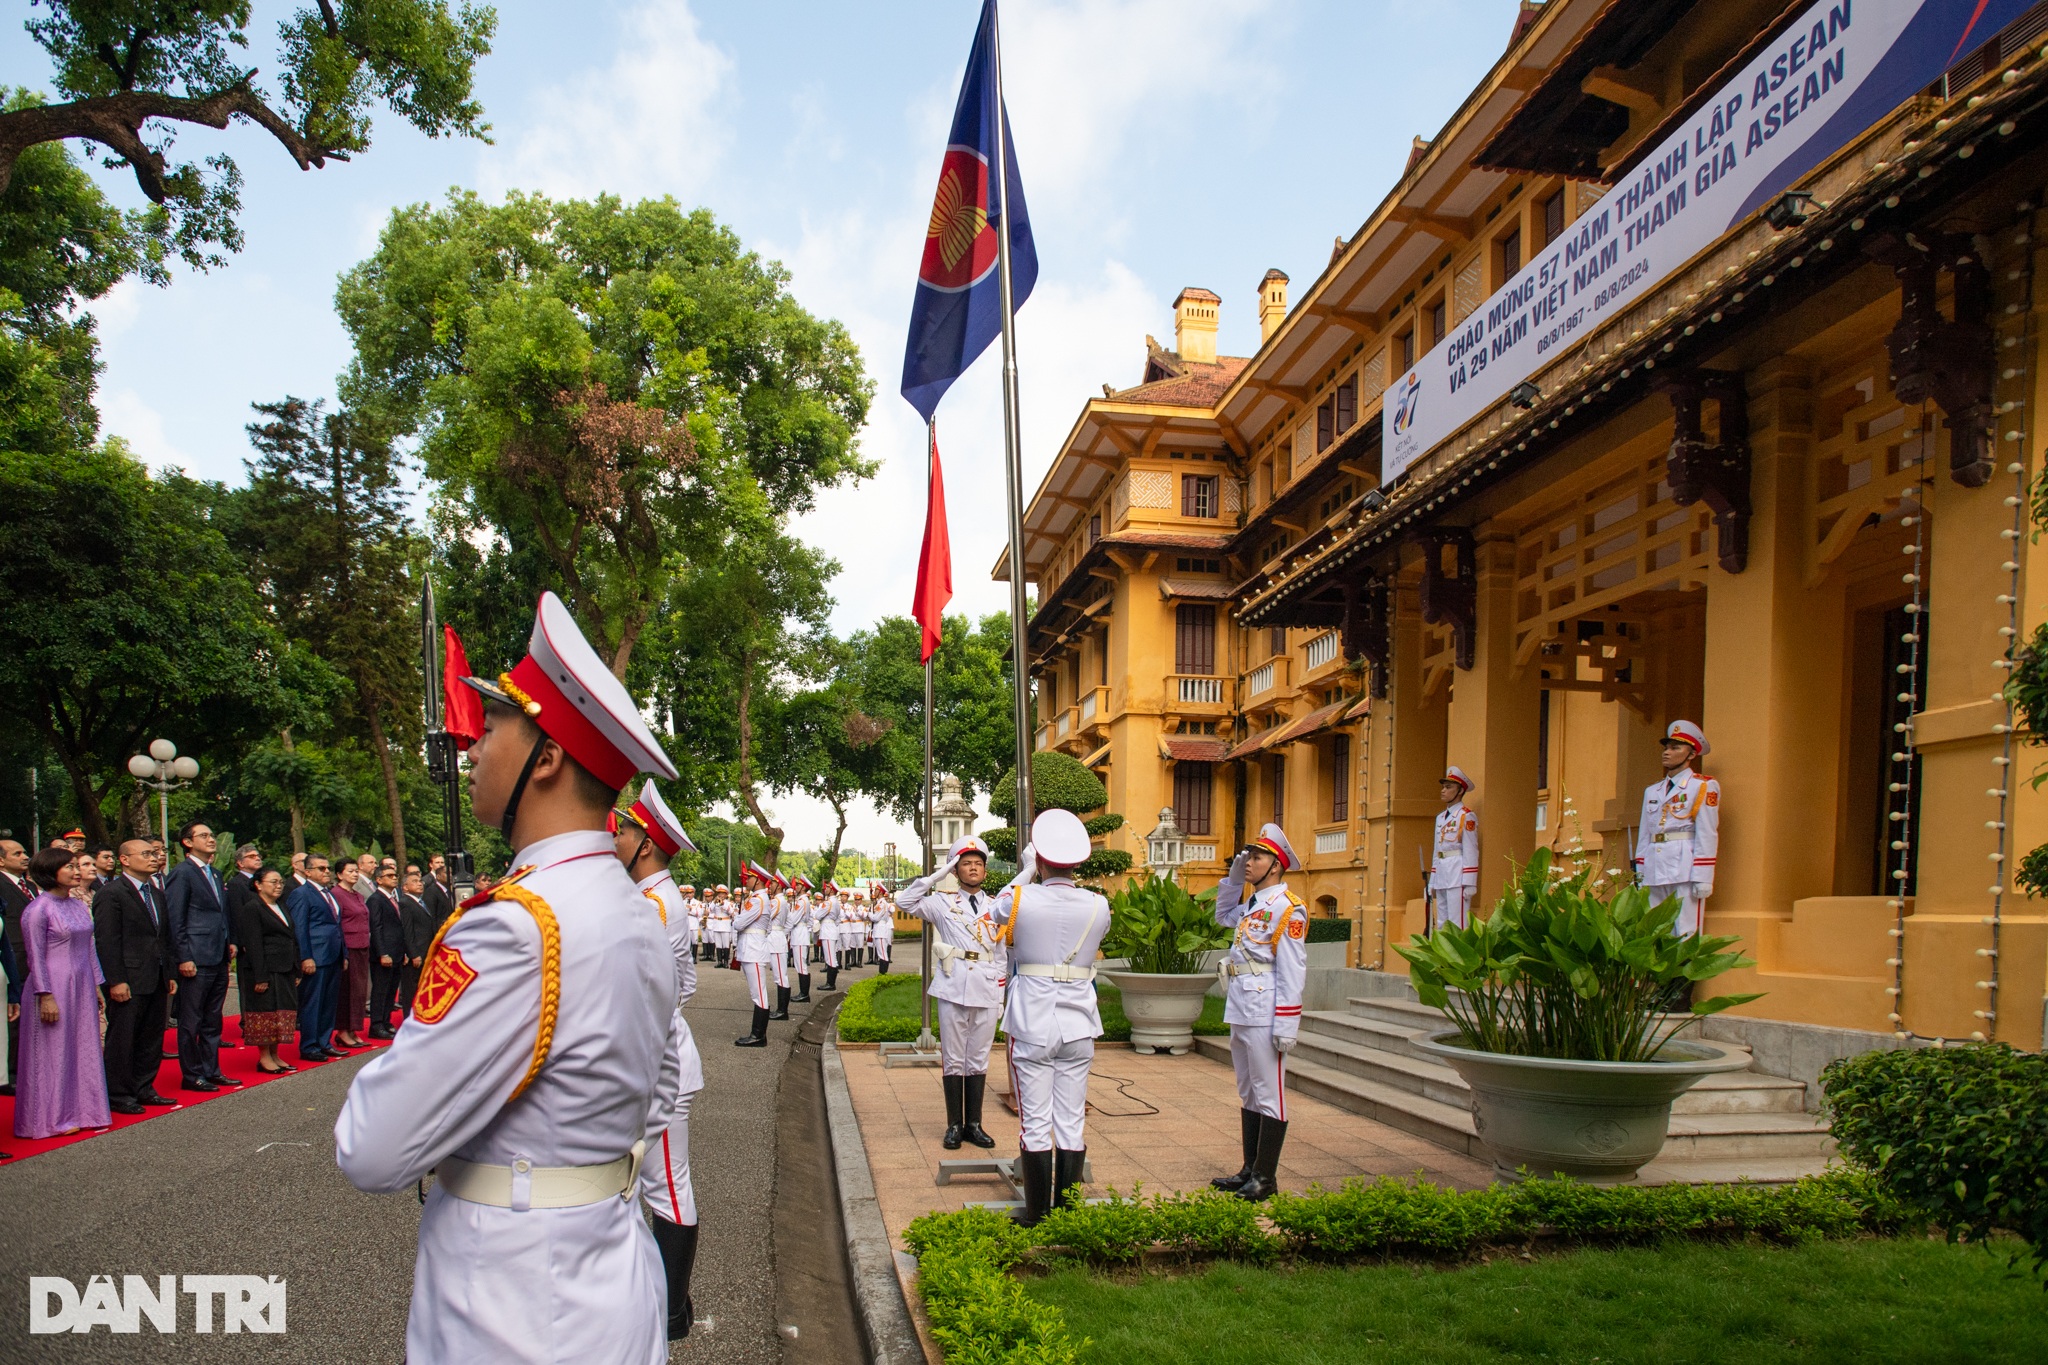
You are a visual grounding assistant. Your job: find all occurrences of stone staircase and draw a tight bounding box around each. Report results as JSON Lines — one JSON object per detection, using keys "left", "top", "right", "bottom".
{"left": 1195, "top": 981, "right": 1836, "bottom": 1185}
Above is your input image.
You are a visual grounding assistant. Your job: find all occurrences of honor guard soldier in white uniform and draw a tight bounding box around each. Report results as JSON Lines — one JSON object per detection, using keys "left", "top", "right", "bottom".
{"left": 895, "top": 835, "right": 1007, "bottom": 1151}
{"left": 1209, "top": 823, "right": 1307, "bottom": 1202}
{"left": 992, "top": 810, "right": 1111, "bottom": 1227}
{"left": 1633, "top": 720, "right": 1720, "bottom": 937}
{"left": 708, "top": 890, "right": 733, "bottom": 966}
{"left": 335, "top": 591, "right": 680, "bottom": 1365}
{"left": 611, "top": 780, "right": 703, "bottom": 1341}
{"left": 1430, "top": 766, "right": 1481, "bottom": 931}
{"left": 733, "top": 873, "right": 774, "bottom": 1046}
{"left": 766, "top": 878, "right": 794, "bottom": 1021}
{"left": 870, "top": 895, "right": 893, "bottom": 967}
{"left": 788, "top": 878, "right": 815, "bottom": 1003}
{"left": 818, "top": 887, "right": 843, "bottom": 988}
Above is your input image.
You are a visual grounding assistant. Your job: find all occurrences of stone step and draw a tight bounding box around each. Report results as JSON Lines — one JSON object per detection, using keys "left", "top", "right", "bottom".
{"left": 1302, "top": 1009, "right": 1450, "bottom": 1064}
{"left": 1657, "top": 1111, "right": 1837, "bottom": 1162}
{"left": 1291, "top": 1025, "right": 1472, "bottom": 1107}
{"left": 1345, "top": 995, "right": 1451, "bottom": 1032}
{"left": 1196, "top": 1034, "right": 1481, "bottom": 1155}
{"left": 1631, "top": 1156, "right": 1838, "bottom": 1187}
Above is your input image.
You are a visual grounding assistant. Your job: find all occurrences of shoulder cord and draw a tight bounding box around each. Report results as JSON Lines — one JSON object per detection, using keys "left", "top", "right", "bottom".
{"left": 994, "top": 885, "right": 1019, "bottom": 945}
{"left": 417, "top": 882, "right": 562, "bottom": 1103}
{"left": 642, "top": 888, "right": 667, "bottom": 925}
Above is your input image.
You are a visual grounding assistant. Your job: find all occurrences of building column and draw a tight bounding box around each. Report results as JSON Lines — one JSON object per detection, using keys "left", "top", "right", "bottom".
{"left": 1443, "top": 535, "right": 1541, "bottom": 913}
{"left": 1359, "top": 562, "right": 1446, "bottom": 964}
{"left": 1699, "top": 360, "right": 1851, "bottom": 982}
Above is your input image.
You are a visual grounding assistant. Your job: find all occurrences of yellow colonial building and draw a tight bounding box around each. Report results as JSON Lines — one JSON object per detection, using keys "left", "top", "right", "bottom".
{"left": 998, "top": 0, "right": 2048, "bottom": 1047}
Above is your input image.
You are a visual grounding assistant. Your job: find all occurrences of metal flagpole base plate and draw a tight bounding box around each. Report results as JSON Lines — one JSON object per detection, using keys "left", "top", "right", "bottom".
{"left": 879, "top": 1039, "right": 942, "bottom": 1068}
{"left": 936, "top": 1156, "right": 1094, "bottom": 1191}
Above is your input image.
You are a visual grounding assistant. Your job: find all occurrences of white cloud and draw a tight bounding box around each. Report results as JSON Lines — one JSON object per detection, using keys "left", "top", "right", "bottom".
{"left": 479, "top": 0, "right": 735, "bottom": 203}
{"left": 98, "top": 388, "right": 193, "bottom": 474}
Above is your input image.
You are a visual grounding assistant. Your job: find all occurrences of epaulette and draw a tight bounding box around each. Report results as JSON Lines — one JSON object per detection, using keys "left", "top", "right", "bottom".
{"left": 417, "top": 878, "right": 561, "bottom": 1103}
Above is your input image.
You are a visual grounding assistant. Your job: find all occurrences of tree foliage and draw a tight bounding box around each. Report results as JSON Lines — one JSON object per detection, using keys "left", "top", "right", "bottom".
{"left": 338, "top": 190, "right": 874, "bottom": 673}
{"left": 4, "top": 0, "right": 496, "bottom": 268}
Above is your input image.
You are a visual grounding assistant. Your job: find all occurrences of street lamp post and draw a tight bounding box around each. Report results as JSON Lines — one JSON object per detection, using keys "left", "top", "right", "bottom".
{"left": 1146, "top": 806, "right": 1186, "bottom": 883}
{"left": 127, "top": 739, "right": 200, "bottom": 843}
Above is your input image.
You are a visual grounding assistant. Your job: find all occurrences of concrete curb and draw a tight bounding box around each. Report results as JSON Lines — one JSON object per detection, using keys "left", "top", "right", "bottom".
{"left": 821, "top": 1010, "right": 928, "bottom": 1365}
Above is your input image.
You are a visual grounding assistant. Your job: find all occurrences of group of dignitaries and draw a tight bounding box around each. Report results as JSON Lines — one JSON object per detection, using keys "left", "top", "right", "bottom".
{"left": 324, "top": 587, "right": 1730, "bottom": 1364}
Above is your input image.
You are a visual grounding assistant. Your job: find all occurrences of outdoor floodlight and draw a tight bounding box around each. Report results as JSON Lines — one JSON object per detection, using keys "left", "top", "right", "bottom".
{"left": 1508, "top": 381, "right": 1542, "bottom": 409}
{"left": 1763, "top": 191, "right": 1820, "bottom": 230}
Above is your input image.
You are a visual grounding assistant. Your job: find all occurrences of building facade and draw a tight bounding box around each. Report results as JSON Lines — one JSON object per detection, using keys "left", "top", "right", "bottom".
{"left": 999, "top": 0, "right": 2048, "bottom": 1044}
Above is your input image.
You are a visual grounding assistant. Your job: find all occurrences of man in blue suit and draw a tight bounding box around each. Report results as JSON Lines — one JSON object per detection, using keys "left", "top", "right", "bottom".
{"left": 165, "top": 821, "right": 243, "bottom": 1093}
{"left": 287, "top": 853, "right": 349, "bottom": 1062}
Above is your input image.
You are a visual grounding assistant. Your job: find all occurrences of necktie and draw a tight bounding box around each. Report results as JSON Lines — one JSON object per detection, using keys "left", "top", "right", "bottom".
{"left": 142, "top": 883, "right": 159, "bottom": 927}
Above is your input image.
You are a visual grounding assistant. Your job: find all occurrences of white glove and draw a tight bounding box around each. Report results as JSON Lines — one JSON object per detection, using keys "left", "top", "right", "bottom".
{"left": 1018, "top": 843, "right": 1038, "bottom": 879}
{"left": 1225, "top": 850, "right": 1248, "bottom": 884}
{"left": 1273, "top": 1032, "right": 1297, "bottom": 1054}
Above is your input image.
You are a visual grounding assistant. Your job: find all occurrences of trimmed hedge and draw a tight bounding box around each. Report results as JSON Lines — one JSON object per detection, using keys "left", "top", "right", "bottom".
{"left": 1824, "top": 1042, "right": 2048, "bottom": 1274}
{"left": 903, "top": 1172, "right": 1910, "bottom": 1363}
{"left": 836, "top": 974, "right": 1227, "bottom": 1044}
{"left": 1305, "top": 915, "right": 1353, "bottom": 944}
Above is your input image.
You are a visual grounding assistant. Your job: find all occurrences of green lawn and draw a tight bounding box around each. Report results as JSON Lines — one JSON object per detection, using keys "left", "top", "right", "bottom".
{"left": 1028, "top": 1237, "right": 2048, "bottom": 1364}
{"left": 864, "top": 974, "right": 1227, "bottom": 1042}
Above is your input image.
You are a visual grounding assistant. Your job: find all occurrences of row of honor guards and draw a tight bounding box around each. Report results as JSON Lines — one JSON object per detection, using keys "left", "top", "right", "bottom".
{"left": 328, "top": 590, "right": 1726, "bottom": 1362}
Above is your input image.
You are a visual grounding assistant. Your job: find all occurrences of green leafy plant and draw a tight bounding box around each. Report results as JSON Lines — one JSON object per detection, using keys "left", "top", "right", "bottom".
{"left": 1396, "top": 847, "right": 1760, "bottom": 1062}
{"left": 834, "top": 972, "right": 923, "bottom": 1043}
{"left": 986, "top": 751, "right": 1129, "bottom": 880}
{"left": 1305, "top": 915, "right": 1354, "bottom": 945}
{"left": 1100, "top": 871, "right": 1231, "bottom": 974}
{"left": 1823, "top": 1042, "right": 2048, "bottom": 1278}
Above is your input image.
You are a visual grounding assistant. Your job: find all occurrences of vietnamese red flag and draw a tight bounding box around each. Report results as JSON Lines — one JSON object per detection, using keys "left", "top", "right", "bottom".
{"left": 913, "top": 422, "right": 953, "bottom": 663}
{"left": 442, "top": 626, "right": 485, "bottom": 749}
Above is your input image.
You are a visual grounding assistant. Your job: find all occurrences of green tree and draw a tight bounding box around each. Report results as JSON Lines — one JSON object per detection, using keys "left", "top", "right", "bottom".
{"left": 224, "top": 396, "right": 422, "bottom": 863}
{"left": 760, "top": 676, "right": 896, "bottom": 885}
{"left": 0, "top": 444, "right": 286, "bottom": 843}
{"left": 2, "top": 1, "right": 496, "bottom": 269}
{"left": 986, "top": 750, "right": 1131, "bottom": 881}
{"left": 337, "top": 190, "right": 874, "bottom": 673}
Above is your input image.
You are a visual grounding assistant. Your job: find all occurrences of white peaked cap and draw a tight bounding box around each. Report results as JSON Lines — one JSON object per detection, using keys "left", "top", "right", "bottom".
{"left": 463, "top": 591, "right": 677, "bottom": 787}
{"left": 950, "top": 835, "right": 990, "bottom": 859}
{"left": 1030, "top": 809, "right": 1092, "bottom": 866}
{"left": 627, "top": 779, "right": 696, "bottom": 858}
{"left": 1251, "top": 822, "right": 1299, "bottom": 872}
{"left": 1665, "top": 719, "right": 1710, "bottom": 756}
{"left": 1442, "top": 765, "right": 1473, "bottom": 792}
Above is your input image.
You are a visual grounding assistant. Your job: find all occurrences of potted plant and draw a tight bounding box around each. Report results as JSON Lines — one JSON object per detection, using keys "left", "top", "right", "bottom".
{"left": 1397, "top": 848, "right": 1761, "bottom": 1182}
{"left": 1098, "top": 872, "right": 1232, "bottom": 1054}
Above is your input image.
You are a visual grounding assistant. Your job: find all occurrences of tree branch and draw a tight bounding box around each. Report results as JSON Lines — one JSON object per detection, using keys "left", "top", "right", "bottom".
{"left": 0, "top": 79, "right": 346, "bottom": 200}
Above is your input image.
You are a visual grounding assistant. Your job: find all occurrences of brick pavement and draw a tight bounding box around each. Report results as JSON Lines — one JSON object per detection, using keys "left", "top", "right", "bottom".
{"left": 839, "top": 1040, "right": 1492, "bottom": 1249}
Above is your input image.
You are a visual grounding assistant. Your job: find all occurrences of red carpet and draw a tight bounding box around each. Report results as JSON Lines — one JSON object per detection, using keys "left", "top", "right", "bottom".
{"left": 0, "top": 1013, "right": 400, "bottom": 1164}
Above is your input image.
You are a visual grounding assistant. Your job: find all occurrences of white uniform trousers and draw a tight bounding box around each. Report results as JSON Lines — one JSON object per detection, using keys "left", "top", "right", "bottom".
{"left": 873, "top": 932, "right": 891, "bottom": 965}
{"left": 1230, "top": 1025, "right": 1288, "bottom": 1120}
{"left": 1008, "top": 1035, "right": 1092, "bottom": 1150}
{"left": 641, "top": 1089, "right": 698, "bottom": 1226}
{"left": 1643, "top": 884, "right": 1704, "bottom": 937}
{"left": 770, "top": 946, "right": 789, "bottom": 989}
{"left": 741, "top": 960, "right": 772, "bottom": 1010}
{"left": 1430, "top": 887, "right": 1471, "bottom": 931}
{"left": 936, "top": 1000, "right": 999, "bottom": 1077}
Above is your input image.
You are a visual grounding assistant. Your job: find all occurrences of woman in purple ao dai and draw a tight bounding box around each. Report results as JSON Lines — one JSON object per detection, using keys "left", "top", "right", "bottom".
{"left": 14, "top": 846, "right": 110, "bottom": 1138}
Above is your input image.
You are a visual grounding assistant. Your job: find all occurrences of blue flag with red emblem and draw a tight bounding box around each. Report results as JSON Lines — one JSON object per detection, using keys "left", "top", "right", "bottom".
{"left": 901, "top": 0, "right": 1036, "bottom": 423}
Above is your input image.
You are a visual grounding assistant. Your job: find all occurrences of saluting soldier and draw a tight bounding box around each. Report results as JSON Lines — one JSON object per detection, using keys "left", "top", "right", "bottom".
{"left": 870, "top": 894, "right": 894, "bottom": 969}
{"left": 992, "top": 810, "right": 1110, "bottom": 1227}
{"left": 895, "top": 835, "right": 1006, "bottom": 1151}
{"left": 1209, "top": 823, "right": 1307, "bottom": 1202}
{"left": 733, "top": 872, "right": 774, "bottom": 1046}
{"left": 707, "top": 889, "right": 733, "bottom": 966}
{"left": 1429, "top": 766, "right": 1480, "bottom": 931}
{"left": 611, "top": 780, "right": 703, "bottom": 1341}
{"left": 335, "top": 592, "right": 681, "bottom": 1364}
{"left": 1633, "top": 720, "right": 1720, "bottom": 937}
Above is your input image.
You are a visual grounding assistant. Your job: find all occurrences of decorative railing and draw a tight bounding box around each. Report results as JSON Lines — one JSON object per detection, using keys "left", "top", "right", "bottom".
{"left": 1246, "top": 662, "right": 1274, "bottom": 697}
{"left": 1315, "top": 829, "right": 1348, "bottom": 855}
{"left": 1174, "top": 675, "right": 1225, "bottom": 705}
{"left": 1305, "top": 632, "right": 1340, "bottom": 671}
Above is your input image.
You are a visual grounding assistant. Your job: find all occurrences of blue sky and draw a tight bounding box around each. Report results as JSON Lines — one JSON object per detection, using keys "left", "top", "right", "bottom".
{"left": 8, "top": 0, "right": 1517, "bottom": 849}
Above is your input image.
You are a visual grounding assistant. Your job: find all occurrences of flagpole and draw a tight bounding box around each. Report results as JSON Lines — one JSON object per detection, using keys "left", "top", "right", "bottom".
{"left": 918, "top": 420, "right": 938, "bottom": 1054}
{"left": 988, "top": 0, "right": 1035, "bottom": 854}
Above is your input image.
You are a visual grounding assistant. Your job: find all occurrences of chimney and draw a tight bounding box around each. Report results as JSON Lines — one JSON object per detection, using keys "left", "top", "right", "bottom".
{"left": 1258, "top": 269, "right": 1289, "bottom": 342}
{"left": 1172, "top": 287, "right": 1221, "bottom": 364}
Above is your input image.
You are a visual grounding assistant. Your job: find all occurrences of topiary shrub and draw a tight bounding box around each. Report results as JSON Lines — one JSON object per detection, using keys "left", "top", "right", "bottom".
{"left": 1305, "top": 915, "right": 1354, "bottom": 944}
{"left": 1823, "top": 1042, "right": 2048, "bottom": 1276}
{"left": 990, "top": 751, "right": 1109, "bottom": 820}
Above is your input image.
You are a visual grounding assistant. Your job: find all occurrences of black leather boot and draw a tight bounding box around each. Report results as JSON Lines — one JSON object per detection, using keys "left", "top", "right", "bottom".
{"left": 735, "top": 1005, "right": 769, "bottom": 1047}
{"left": 825, "top": 965, "right": 839, "bottom": 990}
{"left": 1011, "top": 1148, "right": 1054, "bottom": 1227}
{"left": 1053, "top": 1147, "right": 1087, "bottom": 1215}
{"left": 649, "top": 1217, "right": 698, "bottom": 1339}
{"left": 941, "top": 1073, "right": 965, "bottom": 1150}
{"left": 795, "top": 972, "right": 812, "bottom": 1003}
{"left": 1212, "top": 1108, "right": 1261, "bottom": 1190}
{"left": 770, "top": 985, "right": 790, "bottom": 1021}
{"left": 960, "top": 1073, "right": 997, "bottom": 1149}
{"left": 1236, "top": 1115, "right": 1288, "bottom": 1202}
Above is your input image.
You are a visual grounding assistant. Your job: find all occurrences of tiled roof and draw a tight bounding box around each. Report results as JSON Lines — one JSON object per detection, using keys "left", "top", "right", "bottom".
{"left": 1159, "top": 736, "right": 1231, "bottom": 763}
{"left": 1158, "top": 577, "right": 1233, "bottom": 600}
{"left": 1111, "top": 355, "right": 1249, "bottom": 408}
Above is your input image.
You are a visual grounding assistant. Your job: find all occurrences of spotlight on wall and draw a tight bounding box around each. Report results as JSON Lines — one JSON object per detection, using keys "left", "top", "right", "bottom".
{"left": 1763, "top": 191, "right": 1820, "bottom": 230}
{"left": 1360, "top": 487, "right": 1386, "bottom": 512}
{"left": 1508, "top": 381, "right": 1542, "bottom": 409}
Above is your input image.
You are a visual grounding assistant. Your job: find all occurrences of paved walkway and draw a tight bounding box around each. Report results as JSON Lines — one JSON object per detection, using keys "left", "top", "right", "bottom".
{"left": 840, "top": 1039, "right": 1493, "bottom": 1251}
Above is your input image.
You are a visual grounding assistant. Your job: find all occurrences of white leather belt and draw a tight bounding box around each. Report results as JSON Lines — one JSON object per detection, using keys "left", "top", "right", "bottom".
{"left": 1223, "top": 961, "right": 1272, "bottom": 978}
{"left": 438, "top": 1140, "right": 645, "bottom": 1210}
{"left": 1015, "top": 963, "right": 1096, "bottom": 982}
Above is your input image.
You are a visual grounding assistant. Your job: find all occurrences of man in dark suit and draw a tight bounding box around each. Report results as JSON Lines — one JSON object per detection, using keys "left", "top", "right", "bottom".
{"left": 93, "top": 838, "right": 180, "bottom": 1114}
{"left": 364, "top": 863, "right": 406, "bottom": 1040}
{"left": 424, "top": 852, "right": 456, "bottom": 933}
{"left": 0, "top": 837, "right": 30, "bottom": 1091}
{"left": 398, "top": 865, "right": 436, "bottom": 1017}
{"left": 287, "top": 853, "right": 348, "bottom": 1061}
{"left": 165, "top": 821, "right": 243, "bottom": 1094}
{"left": 226, "top": 842, "right": 263, "bottom": 916}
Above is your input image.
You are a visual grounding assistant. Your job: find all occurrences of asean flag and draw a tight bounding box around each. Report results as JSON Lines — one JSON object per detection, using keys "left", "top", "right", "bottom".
{"left": 900, "top": 0, "right": 1037, "bottom": 424}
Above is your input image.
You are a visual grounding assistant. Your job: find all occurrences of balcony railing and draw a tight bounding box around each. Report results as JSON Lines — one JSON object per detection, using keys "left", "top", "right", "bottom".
{"left": 1035, "top": 723, "right": 1054, "bottom": 751}
{"left": 1056, "top": 707, "right": 1073, "bottom": 740}
{"left": 1246, "top": 662, "right": 1274, "bottom": 697}
{"left": 1079, "top": 684, "right": 1107, "bottom": 724}
{"left": 1305, "top": 632, "right": 1340, "bottom": 671}
{"left": 1314, "top": 829, "right": 1348, "bottom": 855}
{"left": 1184, "top": 843, "right": 1218, "bottom": 863}
{"left": 1172, "top": 675, "right": 1226, "bottom": 705}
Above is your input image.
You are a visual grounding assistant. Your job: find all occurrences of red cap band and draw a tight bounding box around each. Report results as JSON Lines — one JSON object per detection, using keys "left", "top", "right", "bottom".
{"left": 1252, "top": 836, "right": 1292, "bottom": 871}
{"left": 628, "top": 800, "right": 681, "bottom": 856}
{"left": 509, "top": 655, "right": 635, "bottom": 791}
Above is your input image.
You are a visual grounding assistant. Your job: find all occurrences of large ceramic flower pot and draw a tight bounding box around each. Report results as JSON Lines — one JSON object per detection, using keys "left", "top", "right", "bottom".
{"left": 1101, "top": 970, "right": 1214, "bottom": 1055}
{"left": 1412, "top": 1030, "right": 1750, "bottom": 1182}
